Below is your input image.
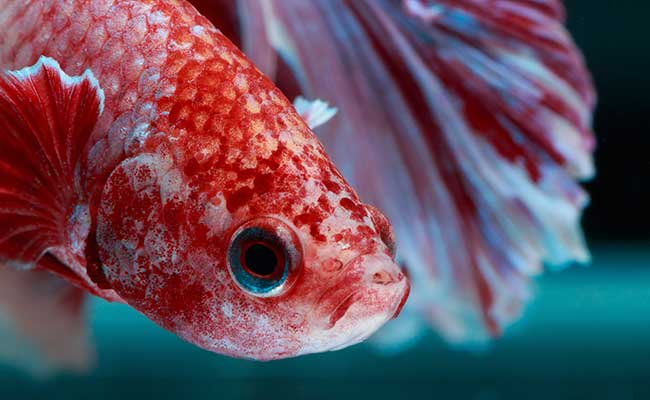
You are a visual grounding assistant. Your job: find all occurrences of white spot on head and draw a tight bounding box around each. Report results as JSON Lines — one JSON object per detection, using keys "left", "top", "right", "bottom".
{"left": 221, "top": 302, "right": 233, "bottom": 318}
{"left": 125, "top": 122, "right": 151, "bottom": 152}
{"left": 199, "top": 193, "right": 232, "bottom": 239}
{"left": 256, "top": 315, "right": 270, "bottom": 329}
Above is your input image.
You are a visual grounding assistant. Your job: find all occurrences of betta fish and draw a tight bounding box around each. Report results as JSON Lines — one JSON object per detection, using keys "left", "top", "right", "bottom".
{"left": 0, "top": 0, "right": 409, "bottom": 370}
{"left": 205, "top": 0, "right": 595, "bottom": 345}
{"left": 0, "top": 0, "right": 595, "bottom": 371}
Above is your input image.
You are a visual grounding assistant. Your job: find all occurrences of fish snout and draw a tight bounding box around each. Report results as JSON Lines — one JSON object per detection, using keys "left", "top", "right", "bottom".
{"left": 371, "top": 267, "right": 404, "bottom": 285}
{"left": 305, "top": 252, "right": 410, "bottom": 354}
{"left": 324, "top": 252, "right": 409, "bottom": 327}
{"left": 359, "top": 253, "right": 410, "bottom": 319}
{"left": 353, "top": 251, "right": 405, "bottom": 284}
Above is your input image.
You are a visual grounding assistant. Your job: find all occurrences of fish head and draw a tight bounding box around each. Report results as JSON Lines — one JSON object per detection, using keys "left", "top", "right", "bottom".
{"left": 97, "top": 64, "right": 408, "bottom": 360}
{"left": 190, "top": 118, "right": 409, "bottom": 359}
{"left": 214, "top": 193, "right": 410, "bottom": 360}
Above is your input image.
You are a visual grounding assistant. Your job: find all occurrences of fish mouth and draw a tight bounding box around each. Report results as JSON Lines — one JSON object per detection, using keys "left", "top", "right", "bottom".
{"left": 391, "top": 278, "right": 410, "bottom": 319}
{"left": 324, "top": 275, "right": 409, "bottom": 352}
{"left": 328, "top": 292, "right": 359, "bottom": 328}
{"left": 327, "top": 272, "right": 410, "bottom": 328}
{"left": 302, "top": 252, "right": 410, "bottom": 355}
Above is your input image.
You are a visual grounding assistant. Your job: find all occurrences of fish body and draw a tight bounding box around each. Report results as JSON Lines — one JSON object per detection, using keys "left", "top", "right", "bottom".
{"left": 0, "top": 0, "right": 408, "bottom": 361}
{"left": 0, "top": 0, "right": 597, "bottom": 370}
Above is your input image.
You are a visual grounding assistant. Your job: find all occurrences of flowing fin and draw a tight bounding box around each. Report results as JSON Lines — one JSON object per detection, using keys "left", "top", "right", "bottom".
{"left": 200, "top": 0, "right": 596, "bottom": 343}
{"left": 0, "top": 56, "right": 104, "bottom": 271}
{"left": 293, "top": 96, "right": 338, "bottom": 129}
{"left": 0, "top": 263, "right": 93, "bottom": 375}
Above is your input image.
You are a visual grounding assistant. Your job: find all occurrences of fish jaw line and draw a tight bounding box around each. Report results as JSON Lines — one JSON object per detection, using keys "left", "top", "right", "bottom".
{"left": 298, "top": 254, "right": 410, "bottom": 356}
{"left": 300, "top": 278, "right": 409, "bottom": 355}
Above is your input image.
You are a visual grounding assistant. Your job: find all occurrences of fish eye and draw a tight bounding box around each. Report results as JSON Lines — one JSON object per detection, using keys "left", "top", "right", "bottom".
{"left": 242, "top": 241, "right": 282, "bottom": 278}
{"left": 227, "top": 218, "right": 301, "bottom": 297}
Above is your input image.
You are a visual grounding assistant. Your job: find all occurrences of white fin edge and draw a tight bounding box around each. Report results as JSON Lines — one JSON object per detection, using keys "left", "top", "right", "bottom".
{"left": 8, "top": 55, "right": 105, "bottom": 115}
{"left": 293, "top": 96, "right": 338, "bottom": 130}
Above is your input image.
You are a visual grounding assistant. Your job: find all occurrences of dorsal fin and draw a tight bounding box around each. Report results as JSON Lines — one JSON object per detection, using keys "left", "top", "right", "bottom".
{"left": 0, "top": 56, "right": 104, "bottom": 270}
{"left": 293, "top": 96, "right": 337, "bottom": 129}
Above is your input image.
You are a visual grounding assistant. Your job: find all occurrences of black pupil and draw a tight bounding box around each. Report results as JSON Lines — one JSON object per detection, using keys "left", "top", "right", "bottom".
{"left": 244, "top": 243, "right": 278, "bottom": 277}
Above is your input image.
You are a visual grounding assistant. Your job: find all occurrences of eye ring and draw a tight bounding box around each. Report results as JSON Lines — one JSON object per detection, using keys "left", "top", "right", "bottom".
{"left": 227, "top": 217, "right": 302, "bottom": 297}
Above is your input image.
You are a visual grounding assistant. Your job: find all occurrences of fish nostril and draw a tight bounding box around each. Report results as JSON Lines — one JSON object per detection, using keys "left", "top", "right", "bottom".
{"left": 372, "top": 270, "right": 399, "bottom": 285}
{"left": 325, "top": 259, "right": 344, "bottom": 273}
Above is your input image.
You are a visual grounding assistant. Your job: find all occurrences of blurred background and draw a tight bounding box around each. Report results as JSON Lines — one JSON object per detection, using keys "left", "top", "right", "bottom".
{"left": 1, "top": 1, "right": 649, "bottom": 399}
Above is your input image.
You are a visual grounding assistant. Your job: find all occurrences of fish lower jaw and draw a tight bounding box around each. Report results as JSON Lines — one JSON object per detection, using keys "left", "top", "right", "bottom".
{"left": 299, "top": 279, "right": 410, "bottom": 355}
{"left": 298, "top": 311, "right": 392, "bottom": 356}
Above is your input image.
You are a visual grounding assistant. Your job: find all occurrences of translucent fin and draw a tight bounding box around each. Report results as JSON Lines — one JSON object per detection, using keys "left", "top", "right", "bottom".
{"left": 0, "top": 263, "right": 93, "bottom": 375}
{"left": 0, "top": 56, "right": 104, "bottom": 271}
{"left": 202, "top": 0, "right": 596, "bottom": 343}
{"left": 293, "top": 96, "right": 338, "bottom": 129}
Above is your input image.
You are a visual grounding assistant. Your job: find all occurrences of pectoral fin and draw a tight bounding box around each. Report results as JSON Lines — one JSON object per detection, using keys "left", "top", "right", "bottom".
{"left": 0, "top": 56, "right": 104, "bottom": 273}
{"left": 0, "top": 263, "right": 93, "bottom": 375}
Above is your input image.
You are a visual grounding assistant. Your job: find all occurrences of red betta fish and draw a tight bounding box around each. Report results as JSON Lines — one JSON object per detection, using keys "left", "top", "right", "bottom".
{"left": 0, "top": 0, "right": 409, "bottom": 369}
{"left": 194, "top": 0, "right": 596, "bottom": 346}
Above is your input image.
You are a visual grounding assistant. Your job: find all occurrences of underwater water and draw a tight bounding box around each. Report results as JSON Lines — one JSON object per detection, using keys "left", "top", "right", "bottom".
{"left": 1, "top": 1, "right": 649, "bottom": 399}
{"left": 1, "top": 245, "right": 648, "bottom": 400}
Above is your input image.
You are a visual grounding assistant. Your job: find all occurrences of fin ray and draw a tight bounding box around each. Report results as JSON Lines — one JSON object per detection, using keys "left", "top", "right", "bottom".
{"left": 0, "top": 56, "right": 104, "bottom": 269}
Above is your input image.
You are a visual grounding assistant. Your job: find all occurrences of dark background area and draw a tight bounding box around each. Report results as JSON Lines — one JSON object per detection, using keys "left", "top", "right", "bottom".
{"left": 566, "top": 1, "right": 650, "bottom": 242}
{"left": 1, "top": 2, "right": 649, "bottom": 400}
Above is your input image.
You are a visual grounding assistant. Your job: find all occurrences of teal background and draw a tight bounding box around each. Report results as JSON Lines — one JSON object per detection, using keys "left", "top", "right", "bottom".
{"left": 2, "top": 1, "right": 650, "bottom": 399}
{"left": 1, "top": 246, "right": 648, "bottom": 399}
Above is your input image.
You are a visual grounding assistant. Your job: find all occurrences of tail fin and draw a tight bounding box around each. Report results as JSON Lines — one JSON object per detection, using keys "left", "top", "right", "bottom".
{"left": 0, "top": 263, "right": 93, "bottom": 375}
